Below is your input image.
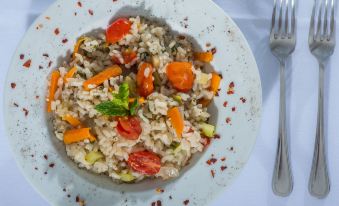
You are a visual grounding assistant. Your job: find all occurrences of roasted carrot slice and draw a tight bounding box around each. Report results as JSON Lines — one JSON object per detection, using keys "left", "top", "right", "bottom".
{"left": 63, "top": 128, "right": 96, "bottom": 144}
{"left": 167, "top": 107, "right": 184, "bottom": 138}
{"left": 194, "top": 51, "right": 214, "bottom": 63}
{"left": 166, "top": 62, "right": 194, "bottom": 92}
{"left": 210, "top": 73, "right": 221, "bottom": 94}
{"left": 63, "top": 114, "right": 81, "bottom": 127}
{"left": 83, "top": 65, "right": 122, "bottom": 91}
{"left": 64, "top": 67, "right": 77, "bottom": 83}
{"left": 47, "top": 71, "right": 60, "bottom": 112}
{"left": 73, "top": 37, "right": 88, "bottom": 58}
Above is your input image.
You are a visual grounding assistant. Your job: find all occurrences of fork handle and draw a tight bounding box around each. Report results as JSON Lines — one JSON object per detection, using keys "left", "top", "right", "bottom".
{"left": 308, "top": 62, "right": 330, "bottom": 198}
{"left": 272, "top": 60, "right": 293, "bottom": 197}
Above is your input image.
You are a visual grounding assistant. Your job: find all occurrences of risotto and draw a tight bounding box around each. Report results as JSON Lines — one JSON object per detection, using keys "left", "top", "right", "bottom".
{"left": 47, "top": 16, "right": 221, "bottom": 182}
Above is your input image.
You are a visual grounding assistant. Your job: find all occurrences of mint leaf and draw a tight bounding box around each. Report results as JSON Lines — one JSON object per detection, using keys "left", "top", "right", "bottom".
{"left": 130, "top": 99, "right": 139, "bottom": 116}
{"left": 95, "top": 101, "right": 129, "bottom": 116}
{"left": 112, "top": 82, "right": 129, "bottom": 110}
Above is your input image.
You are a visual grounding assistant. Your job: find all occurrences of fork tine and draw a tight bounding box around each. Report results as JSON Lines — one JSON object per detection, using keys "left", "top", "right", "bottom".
{"left": 323, "top": 0, "right": 329, "bottom": 37}
{"left": 330, "top": 0, "right": 335, "bottom": 39}
{"left": 278, "top": 0, "right": 284, "bottom": 35}
{"left": 316, "top": 0, "right": 323, "bottom": 39}
{"left": 285, "top": 0, "right": 289, "bottom": 35}
{"left": 291, "top": 0, "right": 296, "bottom": 35}
{"left": 310, "top": 0, "right": 317, "bottom": 39}
{"left": 271, "top": 0, "right": 277, "bottom": 34}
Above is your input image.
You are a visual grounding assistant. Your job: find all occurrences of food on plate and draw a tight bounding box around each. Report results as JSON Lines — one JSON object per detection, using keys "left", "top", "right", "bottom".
{"left": 48, "top": 16, "right": 221, "bottom": 182}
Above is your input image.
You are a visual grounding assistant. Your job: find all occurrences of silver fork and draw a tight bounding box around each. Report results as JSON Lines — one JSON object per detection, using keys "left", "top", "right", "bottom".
{"left": 308, "top": 0, "right": 336, "bottom": 199}
{"left": 270, "top": 0, "right": 296, "bottom": 197}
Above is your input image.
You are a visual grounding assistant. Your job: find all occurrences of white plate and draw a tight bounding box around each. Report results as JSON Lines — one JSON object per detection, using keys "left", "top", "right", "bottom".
{"left": 4, "top": 0, "right": 261, "bottom": 205}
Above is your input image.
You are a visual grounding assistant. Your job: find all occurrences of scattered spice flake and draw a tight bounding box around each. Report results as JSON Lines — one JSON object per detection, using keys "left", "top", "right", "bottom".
{"left": 231, "top": 107, "right": 236, "bottom": 112}
{"left": 75, "top": 195, "right": 86, "bottom": 206}
{"left": 22, "top": 108, "right": 29, "bottom": 116}
{"left": 88, "top": 9, "right": 94, "bottom": 15}
{"left": 45, "top": 16, "right": 51, "bottom": 20}
{"left": 220, "top": 157, "right": 226, "bottom": 161}
{"left": 183, "top": 199, "right": 190, "bottom": 205}
{"left": 36, "top": 24, "right": 43, "bottom": 30}
{"left": 240, "top": 97, "right": 247, "bottom": 103}
{"left": 43, "top": 53, "right": 49, "bottom": 57}
{"left": 48, "top": 61, "right": 53, "bottom": 68}
{"left": 214, "top": 134, "right": 220, "bottom": 139}
{"left": 200, "top": 137, "right": 211, "bottom": 147}
{"left": 63, "top": 188, "right": 66, "bottom": 192}
{"left": 13, "top": 102, "right": 19, "bottom": 107}
{"left": 77, "top": 1, "right": 82, "bottom": 7}
{"left": 226, "top": 117, "right": 231, "bottom": 124}
{"left": 49, "top": 163, "right": 55, "bottom": 168}
{"left": 156, "top": 200, "right": 162, "bottom": 206}
{"left": 169, "top": 195, "right": 173, "bottom": 200}
{"left": 67, "top": 194, "right": 71, "bottom": 198}
{"left": 210, "top": 170, "right": 215, "bottom": 178}
{"left": 11, "top": 83, "right": 16, "bottom": 89}
{"left": 44, "top": 171, "right": 48, "bottom": 175}
{"left": 43, "top": 154, "right": 48, "bottom": 160}
{"left": 206, "top": 42, "right": 211, "bottom": 47}
{"left": 221, "top": 166, "right": 227, "bottom": 171}
{"left": 183, "top": 17, "right": 188, "bottom": 21}
{"left": 39, "top": 65, "right": 43, "bottom": 70}
{"left": 74, "top": 12, "right": 78, "bottom": 16}
{"left": 151, "top": 202, "right": 156, "bottom": 206}
{"left": 36, "top": 95, "right": 40, "bottom": 99}
{"left": 113, "top": 0, "right": 118, "bottom": 2}
{"left": 211, "top": 47, "right": 217, "bottom": 55}
{"left": 54, "top": 28, "right": 60, "bottom": 35}
{"left": 62, "top": 38, "right": 68, "bottom": 44}
{"left": 20, "top": 54, "right": 25, "bottom": 60}
{"left": 34, "top": 167, "right": 38, "bottom": 170}
{"left": 223, "top": 101, "right": 228, "bottom": 107}
{"left": 227, "top": 82, "right": 235, "bottom": 95}
{"left": 206, "top": 158, "right": 217, "bottom": 165}
{"left": 23, "top": 59, "right": 32, "bottom": 68}
{"left": 155, "top": 188, "right": 164, "bottom": 193}
{"left": 230, "top": 146, "right": 234, "bottom": 151}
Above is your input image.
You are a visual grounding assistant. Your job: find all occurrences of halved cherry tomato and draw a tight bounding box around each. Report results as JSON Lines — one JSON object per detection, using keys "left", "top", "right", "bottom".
{"left": 122, "top": 48, "right": 137, "bottom": 64}
{"left": 127, "top": 151, "right": 161, "bottom": 175}
{"left": 106, "top": 18, "right": 132, "bottom": 44}
{"left": 136, "top": 62, "right": 154, "bottom": 97}
{"left": 166, "top": 62, "right": 194, "bottom": 92}
{"left": 116, "top": 117, "right": 142, "bottom": 140}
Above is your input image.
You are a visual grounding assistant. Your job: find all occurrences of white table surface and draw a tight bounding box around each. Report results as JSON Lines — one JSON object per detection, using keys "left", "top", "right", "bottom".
{"left": 1, "top": 0, "right": 339, "bottom": 205}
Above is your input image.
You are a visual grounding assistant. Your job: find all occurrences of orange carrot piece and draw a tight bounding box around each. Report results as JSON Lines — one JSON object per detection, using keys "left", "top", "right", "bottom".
{"left": 47, "top": 71, "right": 60, "bottom": 112}
{"left": 210, "top": 73, "right": 221, "bottom": 94}
{"left": 83, "top": 65, "right": 122, "bottom": 91}
{"left": 194, "top": 52, "right": 214, "bottom": 63}
{"left": 167, "top": 107, "right": 184, "bottom": 138}
{"left": 63, "top": 128, "right": 96, "bottom": 144}
{"left": 63, "top": 114, "right": 81, "bottom": 127}
{"left": 64, "top": 67, "right": 77, "bottom": 83}
{"left": 73, "top": 37, "right": 88, "bottom": 58}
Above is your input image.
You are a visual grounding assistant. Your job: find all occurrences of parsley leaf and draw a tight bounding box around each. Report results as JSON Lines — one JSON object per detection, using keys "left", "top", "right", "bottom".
{"left": 130, "top": 99, "right": 139, "bottom": 116}
{"left": 95, "top": 101, "right": 130, "bottom": 116}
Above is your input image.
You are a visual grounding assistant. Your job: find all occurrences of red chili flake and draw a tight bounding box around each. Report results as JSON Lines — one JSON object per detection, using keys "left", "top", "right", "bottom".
{"left": 210, "top": 170, "right": 215, "bottom": 178}
{"left": 206, "top": 158, "right": 217, "bottom": 165}
{"left": 11, "top": 83, "right": 16, "bottom": 89}
{"left": 223, "top": 101, "right": 228, "bottom": 107}
{"left": 48, "top": 61, "right": 53, "bottom": 68}
{"left": 43, "top": 53, "right": 49, "bottom": 57}
{"left": 77, "top": 1, "right": 82, "bottom": 7}
{"left": 211, "top": 47, "right": 217, "bottom": 55}
{"left": 151, "top": 202, "right": 156, "bottom": 206}
{"left": 231, "top": 107, "right": 236, "bottom": 112}
{"left": 23, "top": 59, "right": 32, "bottom": 68}
{"left": 76, "top": 196, "right": 80, "bottom": 202}
{"left": 22, "top": 108, "right": 29, "bottom": 116}
{"left": 62, "top": 38, "right": 68, "bottom": 44}
{"left": 226, "top": 117, "right": 231, "bottom": 124}
{"left": 36, "top": 95, "right": 40, "bottom": 99}
{"left": 206, "top": 42, "right": 211, "bottom": 47}
{"left": 88, "top": 9, "right": 94, "bottom": 15}
{"left": 45, "top": 16, "right": 51, "bottom": 20}
{"left": 113, "top": 0, "right": 118, "bottom": 2}
{"left": 214, "top": 134, "right": 220, "bottom": 139}
{"left": 49, "top": 163, "right": 55, "bottom": 168}
{"left": 156, "top": 200, "right": 162, "bottom": 206}
{"left": 43, "top": 154, "right": 48, "bottom": 160}
{"left": 155, "top": 188, "right": 164, "bottom": 193}
{"left": 183, "top": 199, "right": 190, "bottom": 205}
{"left": 221, "top": 166, "right": 227, "bottom": 171}
{"left": 227, "top": 82, "right": 235, "bottom": 95}
{"left": 240, "top": 97, "right": 247, "bottom": 103}
{"left": 13, "top": 102, "right": 19, "bottom": 107}
{"left": 39, "top": 65, "right": 43, "bottom": 69}
{"left": 200, "top": 137, "right": 211, "bottom": 147}
{"left": 220, "top": 157, "right": 226, "bottom": 161}
{"left": 54, "top": 28, "right": 60, "bottom": 35}
{"left": 20, "top": 54, "right": 25, "bottom": 60}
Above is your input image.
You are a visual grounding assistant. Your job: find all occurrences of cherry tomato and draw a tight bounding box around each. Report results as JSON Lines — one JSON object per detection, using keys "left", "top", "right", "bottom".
{"left": 116, "top": 117, "right": 142, "bottom": 140}
{"left": 106, "top": 18, "right": 132, "bottom": 44}
{"left": 122, "top": 48, "right": 137, "bottom": 64}
{"left": 136, "top": 62, "right": 154, "bottom": 97}
{"left": 166, "top": 62, "right": 194, "bottom": 92}
{"left": 127, "top": 151, "right": 161, "bottom": 175}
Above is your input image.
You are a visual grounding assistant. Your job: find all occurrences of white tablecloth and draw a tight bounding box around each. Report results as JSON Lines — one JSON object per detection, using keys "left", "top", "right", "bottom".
{"left": 1, "top": 0, "right": 339, "bottom": 205}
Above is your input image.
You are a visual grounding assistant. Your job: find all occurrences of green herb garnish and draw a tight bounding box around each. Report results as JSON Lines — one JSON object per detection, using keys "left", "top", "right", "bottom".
{"left": 129, "top": 99, "right": 139, "bottom": 116}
